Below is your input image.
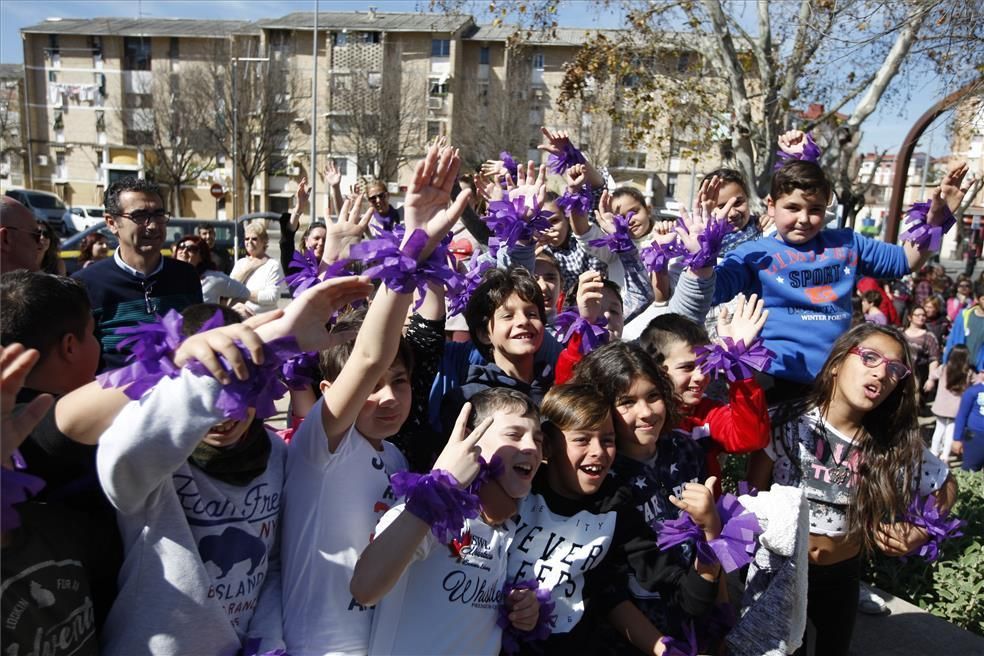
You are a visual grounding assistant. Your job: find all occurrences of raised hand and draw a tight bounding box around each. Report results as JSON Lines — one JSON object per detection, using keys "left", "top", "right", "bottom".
{"left": 693, "top": 175, "right": 722, "bottom": 222}
{"left": 432, "top": 402, "right": 494, "bottom": 488}
{"left": 564, "top": 163, "right": 588, "bottom": 191}
{"left": 933, "top": 160, "right": 970, "bottom": 218}
{"left": 575, "top": 270, "right": 605, "bottom": 322}
{"left": 323, "top": 193, "right": 371, "bottom": 264}
{"left": 717, "top": 294, "right": 768, "bottom": 345}
{"left": 259, "top": 276, "right": 374, "bottom": 352}
{"left": 594, "top": 189, "right": 617, "bottom": 234}
{"left": 403, "top": 142, "right": 472, "bottom": 258}
{"left": 537, "top": 126, "right": 574, "bottom": 159}
{"left": 294, "top": 177, "right": 310, "bottom": 214}
{"left": 651, "top": 219, "right": 678, "bottom": 246}
{"left": 669, "top": 476, "right": 722, "bottom": 541}
{"left": 777, "top": 130, "right": 808, "bottom": 156}
{"left": 510, "top": 160, "right": 547, "bottom": 207}
{"left": 323, "top": 161, "right": 342, "bottom": 187}
{"left": 874, "top": 521, "right": 930, "bottom": 557}
{"left": 173, "top": 316, "right": 277, "bottom": 384}
{"left": 1, "top": 344, "right": 53, "bottom": 464}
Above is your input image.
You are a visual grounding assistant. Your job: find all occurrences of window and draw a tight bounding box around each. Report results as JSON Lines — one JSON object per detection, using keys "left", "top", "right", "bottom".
{"left": 532, "top": 52, "right": 545, "bottom": 70}
{"left": 480, "top": 47, "right": 490, "bottom": 65}
{"left": 331, "top": 74, "right": 352, "bottom": 92}
{"left": 169, "top": 37, "right": 180, "bottom": 60}
{"left": 367, "top": 72, "right": 382, "bottom": 89}
{"left": 431, "top": 39, "right": 451, "bottom": 57}
{"left": 330, "top": 157, "right": 348, "bottom": 175}
{"left": 666, "top": 174, "right": 678, "bottom": 197}
{"left": 427, "top": 120, "right": 444, "bottom": 141}
{"left": 124, "top": 37, "right": 151, "bottom": 71}
{"left": 363, "top": 32, "right": 381, "bottom": 44}
{"left": 330, "top": 115, "right": 352, "bottom": 133}
{"left": 333, "top": 31, "right": 348, "bottom": 46}
{"left": 47, "top": 35, "right": 59, "bottom": 56}
{"left": 618, "top": 151, "right": 647, "bottom": 169}
{"left": 429, "top": 78, "right": 449, "bottom": 96}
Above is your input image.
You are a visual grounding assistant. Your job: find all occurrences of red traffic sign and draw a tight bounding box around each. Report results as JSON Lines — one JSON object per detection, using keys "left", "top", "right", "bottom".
{"left": 210, "top": 183, "right": 225, "bottom": 199}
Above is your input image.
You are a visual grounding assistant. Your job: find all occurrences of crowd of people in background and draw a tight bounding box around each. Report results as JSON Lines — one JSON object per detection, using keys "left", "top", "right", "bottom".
{"left": 0, "top": 125, "right": 976, "bottom": 656}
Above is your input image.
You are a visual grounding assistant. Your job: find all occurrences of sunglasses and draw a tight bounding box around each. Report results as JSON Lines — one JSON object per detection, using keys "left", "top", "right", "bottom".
{"left": 849, "top": 347, "right": 910, "bottom": 381}
{"left": 367, "top": 193, "right": 387, "bottom": 202}
{"left": 7, "top": 226, "right": 44, "bottom": 244}
{"left": 177, "top": 243, "right": 199, "bottom": 253}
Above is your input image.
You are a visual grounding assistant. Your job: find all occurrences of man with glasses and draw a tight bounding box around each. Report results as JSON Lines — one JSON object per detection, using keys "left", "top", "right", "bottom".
{"left": 365, "top": 180, "right": 402, "bottom": 231}
{"left": 73, "top": 178, "right": 202, "bottom": 370}
{"left": 0, "top": 197, "right": 43, "bottom": 273}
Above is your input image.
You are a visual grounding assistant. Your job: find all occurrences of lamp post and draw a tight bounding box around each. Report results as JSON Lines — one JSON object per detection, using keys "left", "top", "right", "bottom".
{"left": 231, "top": 55, "right": 269, "bottom": 223}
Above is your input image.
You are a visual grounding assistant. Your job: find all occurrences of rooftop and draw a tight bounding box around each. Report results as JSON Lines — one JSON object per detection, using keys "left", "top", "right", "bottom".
{"left": 0, "top": 63, "right": 23, "bottom": 79}
{"left": 21, "top": 17, "right": 259, "bottom": 38}
{"left": 254, "top": 11, "right": 472, "bottom": 34}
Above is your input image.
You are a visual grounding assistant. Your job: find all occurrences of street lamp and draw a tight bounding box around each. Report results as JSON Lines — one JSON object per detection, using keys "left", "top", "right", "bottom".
{"left": 231, "top": 56, "right": 269, "bottom": 223}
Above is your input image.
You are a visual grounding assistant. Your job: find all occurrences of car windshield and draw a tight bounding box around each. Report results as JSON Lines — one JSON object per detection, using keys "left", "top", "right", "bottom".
{"left": 29, "top": 194, "right": 67, "bottom": 210}
{"left": 87, "top": 208, "right": 104, "bottom": 217}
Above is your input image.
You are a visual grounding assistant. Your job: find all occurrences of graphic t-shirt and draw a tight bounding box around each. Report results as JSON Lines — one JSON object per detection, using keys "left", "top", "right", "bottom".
{"left": 2, "top": 502, "right": 99, "bottom": 656}
{"left": 281, "top": 408, "right": 407, "bottom": 655}
{"left": 367, "top": 510, "right": 512, "bottom": 656}
{"left": 713, "top": 229, "right": 909, "bottom": 382}
{"left": 766, "top": 407, "right": 949, "bottom": 536}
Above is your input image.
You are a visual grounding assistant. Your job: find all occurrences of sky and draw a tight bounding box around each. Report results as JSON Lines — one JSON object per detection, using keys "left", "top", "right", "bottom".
{"left": 0, "top": 0, "right": 955, "bottom": 155}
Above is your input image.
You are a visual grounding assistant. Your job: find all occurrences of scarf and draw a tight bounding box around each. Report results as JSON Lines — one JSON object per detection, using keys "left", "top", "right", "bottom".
{"left": 188, "top": 419, "right": 272, "bottom": 486}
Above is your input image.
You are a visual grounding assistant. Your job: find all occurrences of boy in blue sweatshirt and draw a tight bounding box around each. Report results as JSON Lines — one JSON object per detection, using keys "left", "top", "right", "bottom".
{"left": 710, "top": 132, "right": 968, "bottom": 398}
{"left": 951, "top": 382, "right": 984, "bottom": 471}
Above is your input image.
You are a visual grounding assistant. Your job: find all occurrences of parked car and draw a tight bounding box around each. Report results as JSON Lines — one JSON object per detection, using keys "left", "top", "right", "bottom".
{"left": 59, "top": 219, "right": 238, "bottom": 275}
{"left": 4, "top": 189, "right": 68, "bottom": 234}
{"left": 63, "top": 206, "right": 106, "bottom": 233}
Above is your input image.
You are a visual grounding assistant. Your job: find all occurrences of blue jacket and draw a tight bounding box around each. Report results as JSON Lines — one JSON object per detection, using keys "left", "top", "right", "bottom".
{"left": 712, "top": 229, "right": 909, "bottom": 383}
{"left": 943, "top": 307, "right": 984, "bottom": 370}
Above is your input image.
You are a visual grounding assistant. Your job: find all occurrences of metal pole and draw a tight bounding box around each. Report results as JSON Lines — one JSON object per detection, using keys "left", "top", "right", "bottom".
{"left": 232, "top": 58, "right": 239, "bottom": 261}
{"left": 310, "top": 0, "right": 319, "bottom": 220}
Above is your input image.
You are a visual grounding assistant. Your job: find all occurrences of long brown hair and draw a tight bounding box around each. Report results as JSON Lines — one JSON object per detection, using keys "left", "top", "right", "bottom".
{"left": 782, "top": 323, "right": 923, "bottom": 553}
{"left": 944, "top": 344, "right": 971, "bottom": 395}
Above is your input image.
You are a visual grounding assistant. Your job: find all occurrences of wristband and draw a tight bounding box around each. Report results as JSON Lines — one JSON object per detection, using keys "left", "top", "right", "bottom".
{"left": 587, "top": 212, "right": 636, "bottom": 254}
{"left": 389, "top": 469, "right": 481, "bottom": 543}
{"left": 553, "top": 310, "right": 609, "bottom": 354}
{"left": 547, "top": 141, "right": 587, "bottom": 175}
{"left": 677, "top": 216, "right": 732, "bottom": 269}
{"left": 773, "top": 132, "right": 822, "bottom": 171}
{"left": 655, "top": 493, "right": 762, "bottom": 572}
{"left": 556, "top": 185, "right": 593, "bottom": 217}
{"left": 901, "top": 493, "right": 963, "bottom": 562}
{"left": 694, "top": 336, "right": 775, "bottom": 382}
{"left": 497, "top": 579, "right": 557, "bottom": 654}
{"left": 898, "top": 200, "right": 957, "bottom": 252}
{"left": 485, "top": 196, "right": 552, "bottom": 248}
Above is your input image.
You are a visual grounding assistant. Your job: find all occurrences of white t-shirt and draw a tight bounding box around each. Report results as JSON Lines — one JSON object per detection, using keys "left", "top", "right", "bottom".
{"left": 281, "top": 404, "right": 407, "bottom": 656}
{"left": 766, "top": 407, "right": 949, "bottom": 536}
{"left": 508, "top": 493, "right": 616, "bottom": 635}
{"left": 367, "top": 507, "right": 513, "bottom": 656}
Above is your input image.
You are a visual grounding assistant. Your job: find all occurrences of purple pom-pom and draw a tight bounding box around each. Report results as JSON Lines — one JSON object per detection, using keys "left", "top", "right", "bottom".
{"left": 641, "top": 238, "right": 685, "bottom": 273}
{"left": 898, "top": 200, "right": 957, "bottom": 252}
{"left": 655, "top": 493, "right": 762, "bottom": 573}
{"left": 448, "top": 256, "right": 495, "bottom": 316}
{"left": 283, "top": 248, "right": 323, "bottom": 297}
{"left": 96, "top": 309, "right": 190, "bottom": 399}
{"left": 774, "top": 132, "right": 822, "bottom": 171}
{"left": 694, "top": 337, "right": 776, "bottom": 382}
{"left": 556, "top": 185, "right": 593, "bottom": 217}
{"left": 547, "top": 141, "right": 587, "bottom": 175}
{"left": 500, "top": 151, "right": 519, "bottom": 182}
{"left": 588, "top": 212, "right": 637, "bottom": 254}
{"left": 658, "top": 620, "right": 698, "bottom": 656}
{"left": 485, "top": 196, "right": 553, "bottom": 248}
{"left": 553, "top": 311, "right": 609, "bottom": 354}
{"left": 280, "top": 350, "right": 320, "bottom": 390}
{"left": 901, "top": 493, "right": 964, "bottom": 562}
{"left": 676, "top": 216, "right": 733, "bottom": 269}
{"left": 390, "top": 469, "right": 482, "bottom": 543}
{"left": 497, "top": 579, "right": 557, "bottom": 654}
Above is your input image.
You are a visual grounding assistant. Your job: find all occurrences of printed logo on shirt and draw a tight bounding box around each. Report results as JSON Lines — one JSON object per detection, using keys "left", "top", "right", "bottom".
{"left": 765, "top": 245, "right": 858, "bottom": 320}
{"left": 1, "top": 558, "right": 97, "bottom": 656}
{"left": 440, "top": 525, "right": 509, "bottom": 611}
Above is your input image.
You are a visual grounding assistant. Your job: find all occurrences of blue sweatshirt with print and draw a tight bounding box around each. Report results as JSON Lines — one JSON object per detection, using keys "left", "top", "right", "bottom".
{"left": 712, "top": 229, "right": 909, "bottom": 383}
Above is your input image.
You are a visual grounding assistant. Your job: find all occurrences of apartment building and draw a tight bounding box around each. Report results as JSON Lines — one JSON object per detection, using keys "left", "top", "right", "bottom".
{"left": 0, "top": 63, "right": 27, "bottom": 192}
{"left": 16, "top": 10, "right": 724, "bottom": 220}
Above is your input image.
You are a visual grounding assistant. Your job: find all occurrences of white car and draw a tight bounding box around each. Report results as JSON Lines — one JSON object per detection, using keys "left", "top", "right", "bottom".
{"left": 63, "top": 206, "right": 106, "bottom": 233}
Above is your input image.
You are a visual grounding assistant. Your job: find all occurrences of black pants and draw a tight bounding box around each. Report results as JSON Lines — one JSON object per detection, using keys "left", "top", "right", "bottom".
{"left": 794, "top": 555, "right": 861, "bottom": 656}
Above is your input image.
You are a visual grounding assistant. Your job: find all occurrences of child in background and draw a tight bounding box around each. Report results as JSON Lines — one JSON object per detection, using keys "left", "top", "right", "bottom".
{"left": 749, "top": 323, "right": 956, "bottom": 656}
{"left": 351, "top": 389, "right": 544, "bottom": 656}
{"left": 861, "top": 290, "right": 888, "bottom": 325}
{"left": 639, "top": 296, "right": 771, "bottom": 486}
{"left": 512, "top": 384, "right": 719, "bottom": 655}
{"left": 943, "top": 283, "right": 984, "bottom": 371}
{"left": 951, "top": 375, "right": 984, "bottom": 471}
{"left": 711, "top": 131, "right": 968, "bottom": 400}
{"left": 280, "top": 143, "right": 471, "bottom": 655}
{"left": 533, "top": 250, "right": 563, "bottom": 323}
{"left": 927, "top": 344, "right": 972, "bottom": 461}
{"left": 537, "top": 190, "right": 602, "bottom": 293}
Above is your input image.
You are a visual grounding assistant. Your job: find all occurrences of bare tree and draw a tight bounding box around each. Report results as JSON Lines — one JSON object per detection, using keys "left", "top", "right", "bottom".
{"left": 0, "top": 75, "right": 24, "bottom": 184}
{"left": 328, "top": 70, "right": 427, "bottom": 183}
{"left": 129, "top": 70, "right": 216, "bottom": 216}
{"left": 437, "top": 0, "right": 983, "bottom": 224}
{"left": 185, "top": 41, "right": 302, "bottom": 212}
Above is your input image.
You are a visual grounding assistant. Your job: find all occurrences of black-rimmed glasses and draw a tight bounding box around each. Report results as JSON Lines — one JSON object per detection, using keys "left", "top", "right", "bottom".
{"left": 6, "top": 226, "right": 44, "bottom": 244}
{"left": 115, "top": 210, "right": 171, "bottom": 226}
